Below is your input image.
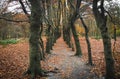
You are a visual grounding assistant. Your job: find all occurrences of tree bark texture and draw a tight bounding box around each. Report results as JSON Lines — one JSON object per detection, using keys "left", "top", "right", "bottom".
{"left": 93, "top": 0, "right": 115, "bottom": 79}
{"left": 27, "top": 0, "right": 44, "bottom": 78}
{"left": 71, "top": 12, "right": 82, "bottom": 56}
{"left": 80, "top": 16, "right": 93, "bottom": 65}
{"left": 69, "top": 0, "right": 82, "bottom": 56}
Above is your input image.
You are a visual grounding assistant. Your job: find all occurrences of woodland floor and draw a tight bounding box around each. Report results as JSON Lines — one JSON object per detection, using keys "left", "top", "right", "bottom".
{"left": 0, "top": 37, "right": 120, "bottom": 79}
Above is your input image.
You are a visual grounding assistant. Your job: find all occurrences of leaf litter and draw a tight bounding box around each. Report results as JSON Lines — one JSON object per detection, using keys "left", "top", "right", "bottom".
{"left": 0, "top": 37, "right": 120, "bottom": 79}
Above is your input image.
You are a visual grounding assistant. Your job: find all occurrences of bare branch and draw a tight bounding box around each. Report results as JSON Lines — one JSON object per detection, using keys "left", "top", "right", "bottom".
{"left": 0, "top": 16, "right": 29, "bottom": 22}
{"left": 19, "top": 0, "right": 30, "bottom": 18}
{"left": 68, "top": 0, "right": 75, "bottom": 10}
{"left": 105, "top": 10, "right": 120, "bottom": 25}
{"left": 76, "top": 0, "right": 82, "bottom": 14}
{"left": 0, "top": 0, "right": 11, "bottom": 14}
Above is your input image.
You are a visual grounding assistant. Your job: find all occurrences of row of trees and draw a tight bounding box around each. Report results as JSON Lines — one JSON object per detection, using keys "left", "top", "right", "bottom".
{"left": 26, "top": 0, "right": 116, "bottom": 79}
{"left": 0, "top": 0, "right": 120, "bottom": 79}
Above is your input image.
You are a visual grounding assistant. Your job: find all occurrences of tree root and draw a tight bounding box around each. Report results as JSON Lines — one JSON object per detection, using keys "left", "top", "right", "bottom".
{"left": 74, "top": 54, "right": 82, "bottom": 57}
{"left": 23, "top": 69, "right": 49, "bottom": 79}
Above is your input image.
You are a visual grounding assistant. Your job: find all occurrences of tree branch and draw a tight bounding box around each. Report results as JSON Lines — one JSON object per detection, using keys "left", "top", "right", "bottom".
{"left": 93, "top": 0, "right": 99, "bottom": 14}
{"left": 19, "top": 0, "right": 30, "bottom": 18}
{"left": 68, "top": 0, "right": 75, "bottom": 10}
{"left": 105, "top": 10, "right": 120, "bottom": 25}
{"left": 100, "top": 0, "right": 105, "bottom": 16}
{"left": 76, "top": 0, "right": 82, "bottom": 15}
{"left": 0, "top": 0, "right": 11, "bottom": 14}
{"left": 79, "top": 15, "right": 89, "bottom": 32}
{"left": 0, "top": 16, "right": 29, "bottom": 23}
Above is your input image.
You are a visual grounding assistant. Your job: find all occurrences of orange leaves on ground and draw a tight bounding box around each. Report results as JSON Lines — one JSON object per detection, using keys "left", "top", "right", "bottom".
{"left": 0, "top": 42, "right": 29, "bottom": 79}
{"left": 80, "top": 37, "right": 120, "bottom": 78}
{"left": 0, "top": 37, "right": 120, "bottom": 79}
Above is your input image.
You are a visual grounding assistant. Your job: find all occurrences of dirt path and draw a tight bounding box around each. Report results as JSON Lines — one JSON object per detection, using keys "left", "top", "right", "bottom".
{"left": 44, "top": 38, "right": 97, "bottom": 79}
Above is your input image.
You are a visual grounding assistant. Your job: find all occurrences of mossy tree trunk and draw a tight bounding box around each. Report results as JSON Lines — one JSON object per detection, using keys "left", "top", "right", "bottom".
{"left": 26, "top": 0, "right": 44, "bottom": 78}
{"left": 93, "top": 0, "right": 115, "bottom": 79}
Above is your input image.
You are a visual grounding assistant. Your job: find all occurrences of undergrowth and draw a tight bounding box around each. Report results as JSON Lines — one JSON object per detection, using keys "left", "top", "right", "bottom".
{"left": 0, "top": 39, "right": 19, "bottom": 45}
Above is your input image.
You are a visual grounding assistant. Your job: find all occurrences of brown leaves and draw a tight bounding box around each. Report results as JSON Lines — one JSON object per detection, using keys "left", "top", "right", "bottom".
{"left": 79, "top": 37, "right": 120, "bottom": 78}
{"left": 0, "top": 37, "right": 120, "bottom": 79}
{"left": 0, "top": 43, "right": 29, "bottom": 79}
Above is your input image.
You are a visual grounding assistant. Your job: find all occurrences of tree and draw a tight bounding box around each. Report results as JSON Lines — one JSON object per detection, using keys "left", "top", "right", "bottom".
{"left": 68, "top": 0, "right": 82, "bottom": 56}
{"left": 73, "top": 0, "right": 93, "bottom": 65}
{"left": 62, "top": 0, "right": 73, "bottom": 49}
{"left": 25, "top": 0, "right": 45, "bottom": 78}
{"left": 45, "top": 0, "right": 55, "bottom": 54}
{"left": 79, "top": 16, "right": 93, "bottom": 65}
{"left": 106, "top": 1, "right": 120, "bottom": 39}
{"left": 93, "top": 0, "right": 115, "bottom": 78}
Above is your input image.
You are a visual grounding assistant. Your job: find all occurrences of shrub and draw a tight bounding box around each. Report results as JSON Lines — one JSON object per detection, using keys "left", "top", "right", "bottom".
{"left": 0, "top": 39, "right": 18, "bottom": 45}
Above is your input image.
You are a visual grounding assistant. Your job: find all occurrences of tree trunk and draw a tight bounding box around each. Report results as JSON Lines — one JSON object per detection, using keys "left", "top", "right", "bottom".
{"left": 68, "top": 0, "right": 82, "bottom": 56}
{"left": 46, "top": 25, "right": 51, "bottom": 54}
{"left": 26, "top": 0, "right": 44, "bottom": 78}
{"left": 80, "top": 16, "right": 93, "bottom": 65}
{"left": 93, "top": 0, "right": 115, "bottom": 78}
{"left": 28, "top": 26, "right": 42, "bottom": 77}
{"left": 101, "top": 25, "right": 115, "bottom": 79}
{"left": 62, "top": 0, "right": 74, "bottom": 50}
{"left": 71, "top": 13, "right": 82, "bottom": 56}
{"left": 45, "top": 0, "right": 54, "bottom": 53}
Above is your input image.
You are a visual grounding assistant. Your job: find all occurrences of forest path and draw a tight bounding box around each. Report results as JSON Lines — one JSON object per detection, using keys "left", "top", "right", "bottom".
{"left": 44, "top": 37, "right": 96, "bottom": 79}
